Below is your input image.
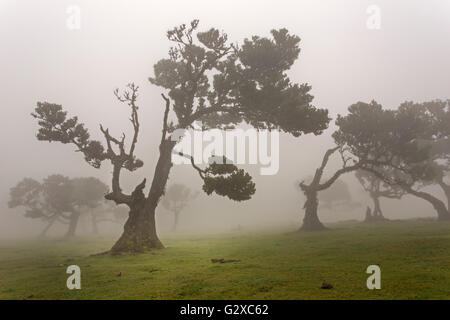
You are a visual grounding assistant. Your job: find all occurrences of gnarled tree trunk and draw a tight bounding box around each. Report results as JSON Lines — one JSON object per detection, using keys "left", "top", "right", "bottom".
{"left": 298, "top": 147, "right": 360, "bottom": 231}
{"left": 300, "top": 188, "right": 327, "bottom": 231}
{"left": 110, "top": 140, "right": 176, "bottom": 254}
{"left": 111, "top": 198, "right": 163, "bottom": 253}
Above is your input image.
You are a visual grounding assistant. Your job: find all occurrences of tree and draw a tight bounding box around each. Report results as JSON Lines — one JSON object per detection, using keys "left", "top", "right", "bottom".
{"left": 298, "top": 100, "right": 430, "bottom": 230}
{"left": 9, "top": 175, "right": 77, "bottom": 237}
{"left": 335, "top": 100, "right": 450, "bottom": 221}
{"left": 32, "top": 20, "right": 330, "bottom": 253}
{"left": 298, "top": 146, "right": 362, "bottom": 230}
{"left": 161, "top": 184, "right": 198, "bottom": 231}
{"left": 355, "top": 169, "right": 405, "bottom": 221}
{"left": 8, "top": 175, "right": 108, "bottom": 237}
{"left": 8, "top": 177, "right": 54, "bottom": 237}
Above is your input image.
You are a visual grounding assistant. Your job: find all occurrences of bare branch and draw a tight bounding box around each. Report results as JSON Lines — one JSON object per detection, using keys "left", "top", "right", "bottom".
{"left": 174, "top": 151, "right": 206, "bottom": 179}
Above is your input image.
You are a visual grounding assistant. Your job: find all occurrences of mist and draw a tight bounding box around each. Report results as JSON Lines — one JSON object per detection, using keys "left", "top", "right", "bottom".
{"left": 1, "top": 0, "right": 449, "bottom": 239}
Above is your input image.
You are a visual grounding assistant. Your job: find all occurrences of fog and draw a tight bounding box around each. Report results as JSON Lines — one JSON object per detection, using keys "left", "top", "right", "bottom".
{"left": 1, "top": 0, "right": 449, "bottom": 239}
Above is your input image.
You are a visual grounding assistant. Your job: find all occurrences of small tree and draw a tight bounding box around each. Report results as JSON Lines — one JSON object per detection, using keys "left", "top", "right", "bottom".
{"left": 161, "top": 184, "right": 198, "bottom": 231}
{"left": 32, "top": 20, "right": 330, "bottom": 253}
{"left": 355, "top": 169, "right": 405, "bottom": 221}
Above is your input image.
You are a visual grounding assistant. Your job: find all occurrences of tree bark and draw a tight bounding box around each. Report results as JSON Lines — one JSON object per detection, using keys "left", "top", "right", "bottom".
{"left": 110, "top": 199, "right": 163, "bottom": 253}
{"left": 299, "top": 188, "right": 327, "bottom": 231}
{"left": 65, "top": 211, "right": 81, "bottom": 238}
{"left": 110, "top": 140, "right": 176, "bottom": 254}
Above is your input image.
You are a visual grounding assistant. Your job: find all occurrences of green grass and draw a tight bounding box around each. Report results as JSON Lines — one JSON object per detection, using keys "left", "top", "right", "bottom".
{"left": 0, "top": 220, "right": 449, "bottom": 299}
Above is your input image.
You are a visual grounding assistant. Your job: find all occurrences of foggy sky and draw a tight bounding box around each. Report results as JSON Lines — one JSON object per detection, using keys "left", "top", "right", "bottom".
{"left": 1, "top": 0, "right": 449, "bottom": 237}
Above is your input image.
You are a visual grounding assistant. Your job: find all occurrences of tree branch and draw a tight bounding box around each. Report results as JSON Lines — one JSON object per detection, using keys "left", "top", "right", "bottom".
{"left": 317, "top": 164, "right": 361, "bottom": 191}
{"left": 161, "top": 94, "right": 170, "bottom": 144}
{"left": 174, "top": 151, "right": 206, "bottom": 179}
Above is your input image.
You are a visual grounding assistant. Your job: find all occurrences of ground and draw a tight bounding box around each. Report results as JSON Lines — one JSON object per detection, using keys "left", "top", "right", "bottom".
{"left": 0, "top": 220, "right": 449, "bottom": 299}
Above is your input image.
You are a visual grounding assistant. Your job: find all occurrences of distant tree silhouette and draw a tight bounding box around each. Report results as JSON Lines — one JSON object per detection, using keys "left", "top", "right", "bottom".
{"left": 71, "top": 177, "right": 110, "bottom": 235}
{"left": 89, "top": 200, "right": 128, "bottom": 235}
{"left": 32, "top": 20, "right": 330, "bottom": 253}
{"left": 162, "top": 184, "right": 198, "bottom": 231}
{"left": 8, "top": 175, "right": 108, "bottom": 237}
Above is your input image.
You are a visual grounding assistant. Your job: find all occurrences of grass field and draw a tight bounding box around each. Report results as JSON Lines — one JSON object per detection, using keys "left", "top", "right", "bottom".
{"left": 0, "top": 220, "right": 449, "bottom": 300}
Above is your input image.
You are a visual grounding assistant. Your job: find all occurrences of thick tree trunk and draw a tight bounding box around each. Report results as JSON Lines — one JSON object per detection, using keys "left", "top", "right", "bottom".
{"left": 407, "top": 186, "right": 450, "bottom": 221}
{"left": 110, "top": 140, "right": 176, "bottom": 254}
{"left": 438, "top": 182, "right": 450, "bottom": 215}
{"left": 299, "top": 188, "right": 327, "bottom": 231}
{"left": 110, "top": 199, "right": 163, "bottom": 253}
{"left": 65, "top": 211, "right": 81, "bottom": 238}
{"left": 298, "top": 147, "right": 360, "bottom": 231}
